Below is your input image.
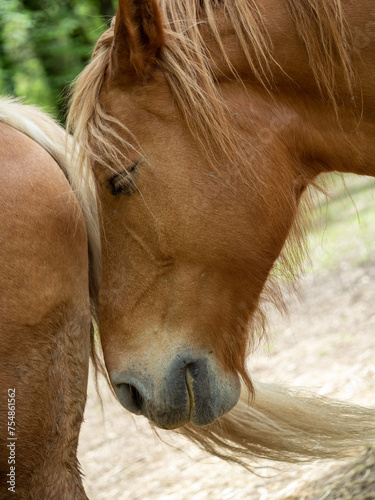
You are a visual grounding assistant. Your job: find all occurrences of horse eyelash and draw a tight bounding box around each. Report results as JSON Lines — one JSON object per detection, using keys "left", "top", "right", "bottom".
{"left": 108, "top": 161, "right": 140, "bottom": 196}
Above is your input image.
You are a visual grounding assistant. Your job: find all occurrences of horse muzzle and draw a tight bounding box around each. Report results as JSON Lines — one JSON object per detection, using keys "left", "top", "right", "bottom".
{"left": 112, "top": 355, "right": 241, "bottom": 429}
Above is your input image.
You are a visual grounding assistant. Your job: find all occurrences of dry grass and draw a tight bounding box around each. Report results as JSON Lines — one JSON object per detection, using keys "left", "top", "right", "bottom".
{"left": 286, "top": 447, "right": 375, "bottom": 500}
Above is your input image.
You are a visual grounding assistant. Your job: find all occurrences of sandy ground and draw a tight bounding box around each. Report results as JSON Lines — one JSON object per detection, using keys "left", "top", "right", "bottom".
{"left": 78, "top": 198, "right": 375, "bottom": 499}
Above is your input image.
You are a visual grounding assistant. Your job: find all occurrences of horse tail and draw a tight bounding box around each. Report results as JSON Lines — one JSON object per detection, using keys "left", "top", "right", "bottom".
{"left": 0, "top": 96, "right": 101, "bottom": 318}
{"left": 178, "top": 381, "right": 375, "bottom": 466}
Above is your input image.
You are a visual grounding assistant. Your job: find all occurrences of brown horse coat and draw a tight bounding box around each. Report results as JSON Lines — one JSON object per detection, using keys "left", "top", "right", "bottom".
{"left": 0, "top": 99, "right": 97, "bottom": 499}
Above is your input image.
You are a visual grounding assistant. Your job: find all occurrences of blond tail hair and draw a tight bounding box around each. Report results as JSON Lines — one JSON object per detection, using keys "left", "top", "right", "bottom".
{"left": 177, "top": 381, "right": 374, "bottom": 466}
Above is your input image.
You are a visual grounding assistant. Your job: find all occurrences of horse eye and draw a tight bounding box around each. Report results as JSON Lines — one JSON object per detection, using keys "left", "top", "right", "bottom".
{"left": 108, "top": 161, "right": 139, "bottom": 196}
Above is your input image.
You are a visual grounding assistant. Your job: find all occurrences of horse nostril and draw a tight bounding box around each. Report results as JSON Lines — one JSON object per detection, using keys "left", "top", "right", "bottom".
{"left": 115, "top": 383, "right": 145, "bottom": 415}
{"left": 128, "top": 384, "right": 144, "bottom": 410}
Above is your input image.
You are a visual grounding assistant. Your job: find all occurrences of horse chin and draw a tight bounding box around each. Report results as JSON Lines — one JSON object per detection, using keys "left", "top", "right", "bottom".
{"left": 112, "top": 354, "right": 241, "bottom": 429}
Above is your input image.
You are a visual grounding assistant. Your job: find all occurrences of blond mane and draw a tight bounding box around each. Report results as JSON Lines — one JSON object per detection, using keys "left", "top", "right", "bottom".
{"left": 68, "top": 0, "right": 354, "bottom": 178}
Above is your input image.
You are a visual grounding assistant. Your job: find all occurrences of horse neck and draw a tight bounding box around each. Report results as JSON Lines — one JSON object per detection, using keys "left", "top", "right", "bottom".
{"left": 281, "top": 98, "right": 375, "bottom": 178}
{"left": 222, "top": 0, "right": 375, "bottom": 178}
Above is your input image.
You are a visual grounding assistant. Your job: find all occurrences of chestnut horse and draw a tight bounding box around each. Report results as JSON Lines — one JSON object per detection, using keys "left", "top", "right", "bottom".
{"left": 68, "top": 0, "right": 375, "bottom": 465}
{"left": 0, "top": 98, "right": 99, "bottom": 499}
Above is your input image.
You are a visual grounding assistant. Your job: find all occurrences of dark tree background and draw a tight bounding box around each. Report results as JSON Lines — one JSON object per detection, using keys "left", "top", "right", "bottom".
{"left": 0, "top": 0, "right": 116, "bottom": 121}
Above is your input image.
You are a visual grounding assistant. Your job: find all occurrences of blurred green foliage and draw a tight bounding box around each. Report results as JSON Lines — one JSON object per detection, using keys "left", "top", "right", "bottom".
{"left": 0, "top": 0, "right": 116, "bottom": 121}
